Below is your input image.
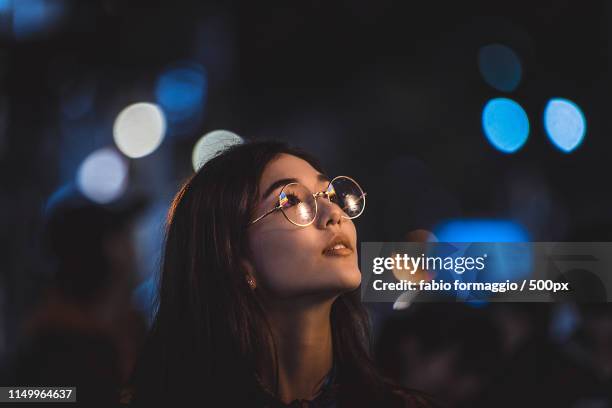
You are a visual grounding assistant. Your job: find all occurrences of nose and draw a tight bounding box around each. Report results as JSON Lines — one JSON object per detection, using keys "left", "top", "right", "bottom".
{"left": 315, "top": 195, "right": 343, "bottom": 229}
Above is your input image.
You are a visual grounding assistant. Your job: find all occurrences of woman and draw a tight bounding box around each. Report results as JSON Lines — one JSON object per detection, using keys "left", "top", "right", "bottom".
{"left": 126, "top": 140, "right": 434, "bottom": 407}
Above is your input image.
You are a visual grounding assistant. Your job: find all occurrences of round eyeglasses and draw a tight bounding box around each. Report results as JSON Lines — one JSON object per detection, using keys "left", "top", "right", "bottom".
{"left": 249, "top": 176, "right": 366, "bottom": 227}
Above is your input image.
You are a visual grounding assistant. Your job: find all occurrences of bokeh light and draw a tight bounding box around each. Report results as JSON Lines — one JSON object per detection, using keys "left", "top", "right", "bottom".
{"left": 431, "top": 220, "right": 532, "bottom": 301}
{"left": 155, "top": 62, "right": 207, "bottom": 122}
{"left": 10, "top": 0, "right": 65, "bottom": 40}
{"left": 478, "top": 44, "right": 522, "bottom": 92}
{"left": 482, "top": 97, "right": 529, "bottom": 153}
{"left": 543, "top": 98, "right": 586, "bottom": 153}
{"left": 191, "top": 129, "right": 243, "bottom": 171}
{"left": 77, "top": 147, "right": 128, "bottom": 204}
{"left": 0, "top": 0, "right": 10, "bottom": 13}
{"left": 433, "top": 219, "right": 530, "bottom": 242}
{"left": 113, "top": 102, "right": 166, "bottom": 159}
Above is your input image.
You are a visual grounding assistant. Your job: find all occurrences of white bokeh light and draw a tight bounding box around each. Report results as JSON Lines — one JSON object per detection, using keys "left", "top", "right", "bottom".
{"left": 191, "top": 129, "right": 244, "bottom": 171}
{"left": 77, "top": 147, "right": 128, "bottom": 204}
{"left": 113, "top": 102, "right": 166, "bottom": 158}
{"left": 543, "top": 98, "right": 586, "bottom": 153}
{"left": 344, "top": 194, "right": 360, "bottom": 214}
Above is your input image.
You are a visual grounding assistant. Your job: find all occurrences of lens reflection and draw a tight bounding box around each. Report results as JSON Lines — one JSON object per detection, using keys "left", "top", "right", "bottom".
{"left": 280, "top": 183, "right": 316, "bottom": 226}
{"left": 330, "top": 176, "right": 365, "bottom": 219}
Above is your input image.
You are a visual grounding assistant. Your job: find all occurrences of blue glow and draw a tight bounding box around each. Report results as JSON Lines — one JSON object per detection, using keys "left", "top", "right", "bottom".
{"left": 431, "top": 220, "right": 532, "bottom": 301}
{"left": 426, "top": 241, "right": 533, "bottom": 301}
{"left": 0, "top": 0, "right": 10, "bottom": 13}
{"left": 466, "top": 299, "right": 489, "bottom": 308}
{"left": 155, "top": 62, "right": 207, "bottom": 122}
{"left": 433, "top": 219, "right": 530, "bottom": 242}
{"left": 132, "top": 277, "right": 157, "bottom": 326}
{"left": 12, "top": 0, "right": 64, "bottom": 40}
{"left": 550, "top": 304, "right": 579, "bottom": 343}
{"left": 482, "top": 98, "right": 529, "bottom": 153}
{"left": 543, "top": 98, "right": 586, "bottom": 153}
{"left": 44, "top": 183, "right": 77, "bottom": 216}
{"left": 478, "top": 44, "right": 522, "bottom": 92}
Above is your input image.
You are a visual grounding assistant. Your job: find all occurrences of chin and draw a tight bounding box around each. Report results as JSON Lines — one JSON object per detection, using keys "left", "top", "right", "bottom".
{"left": 331, "top": 267, "right": 362, "bottom": 292}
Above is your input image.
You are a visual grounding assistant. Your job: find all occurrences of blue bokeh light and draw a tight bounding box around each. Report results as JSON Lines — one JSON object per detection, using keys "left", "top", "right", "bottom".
{"left": 433, "top": 219, "right": 530, "bottom": 242}
{"left": 543, "top": 98, "right": 586, "bottom": 153}
{"left": 11, "top": 0, "right": 64, "bottom": 40}
{"left": 0, "top": 0, "right": 10, "bottom": 13}
{"left": 482, "top": 98, "right": 529, "bottom": 153}
{"left": 478, "top": 44, "right": 522, "bottom": 92}
{"left": 155, "top": 62, "right": 207, "bottom": 122}
{"left": 432, "top": 219, "right": 532, "bottom": 301}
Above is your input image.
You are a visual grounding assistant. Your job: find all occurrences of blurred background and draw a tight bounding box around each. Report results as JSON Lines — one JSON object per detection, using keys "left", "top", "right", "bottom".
{"left": 0, "top": 0, "right": 611, "bottom": 406}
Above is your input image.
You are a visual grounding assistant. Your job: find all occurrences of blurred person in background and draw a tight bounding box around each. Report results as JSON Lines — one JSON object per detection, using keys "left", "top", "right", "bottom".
{"left": 475, "top": 303, "right": 610, "bottom": 407}
{"left": 558, "top": 304, "right": 612, "bottom": 406}
{"left": 2, "top": 191, "right": 148, "bottom": 407}
{"left": 572, "top": 304, "right": 612, "bottom": 382}
{"left": 378, "top": 302, "right": 612, "bottom": 407}
{"left": 125, "top": 141, "right": 438, "bottom": 407}
{"left": 376, "top": 303, "right": 502, "bottom": 408}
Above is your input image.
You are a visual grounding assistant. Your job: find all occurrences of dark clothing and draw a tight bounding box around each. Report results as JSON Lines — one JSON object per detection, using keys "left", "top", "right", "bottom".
{"left": 254, "top": 361, "right": 339, "bottom": 408}
{"left": 251, "top": 363, "right": 437, "bottom": 408}
{"left": 120, "top": 360, "right": 437, "bottom": 408}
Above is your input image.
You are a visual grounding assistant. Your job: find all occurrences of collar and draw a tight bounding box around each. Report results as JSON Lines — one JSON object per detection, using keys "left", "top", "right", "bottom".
{"left": 255, "top": 360, "right": 339, "bottom": 408}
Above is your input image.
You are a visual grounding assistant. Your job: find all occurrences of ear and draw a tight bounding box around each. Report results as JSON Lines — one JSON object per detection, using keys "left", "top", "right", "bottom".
{"left": 241, "top": 259, "right": 257, "bottom": 289}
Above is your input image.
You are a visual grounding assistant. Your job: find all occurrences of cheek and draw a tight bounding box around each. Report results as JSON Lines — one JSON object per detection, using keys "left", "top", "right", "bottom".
{"left": 248, "top": 226, "right": 361, "bottom": 298}
{"left": 249, "top": 229, "right": 315, "bottom": 296}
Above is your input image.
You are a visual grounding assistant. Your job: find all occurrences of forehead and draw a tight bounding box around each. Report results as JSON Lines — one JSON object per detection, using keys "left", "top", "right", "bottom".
{"left": 259, "top": 153, "right": 322, "bottom": 191}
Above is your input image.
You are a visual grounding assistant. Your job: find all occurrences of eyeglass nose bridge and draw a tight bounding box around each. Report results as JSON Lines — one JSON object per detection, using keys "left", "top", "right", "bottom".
{"left": 312, "top": 190, "right": 332, "bottom": 201}
{"left": 314, "top": 187, "right": 367, "bottom": 221}
{"left": 310, "top": 189, "right": 342, "bottom": 223}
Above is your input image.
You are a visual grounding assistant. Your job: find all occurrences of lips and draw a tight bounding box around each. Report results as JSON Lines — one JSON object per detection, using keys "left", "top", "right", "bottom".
{"left": 322, "top": 233, "right": 354, "bottom": 256}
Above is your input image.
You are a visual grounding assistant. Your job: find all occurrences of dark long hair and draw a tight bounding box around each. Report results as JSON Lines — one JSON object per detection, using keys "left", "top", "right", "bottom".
{"left": 128, "top": 141, "right": 416, "bottom": 407}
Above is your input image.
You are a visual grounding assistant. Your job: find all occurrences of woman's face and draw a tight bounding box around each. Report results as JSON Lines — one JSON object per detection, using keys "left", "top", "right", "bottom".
{"left": 247, "top": 153, "right": 361, "bottom": 299}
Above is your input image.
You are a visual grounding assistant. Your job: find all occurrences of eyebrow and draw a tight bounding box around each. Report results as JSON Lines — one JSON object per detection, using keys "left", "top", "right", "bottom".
{"left": 262, "top": 174, "right": 330, "bottom": 201}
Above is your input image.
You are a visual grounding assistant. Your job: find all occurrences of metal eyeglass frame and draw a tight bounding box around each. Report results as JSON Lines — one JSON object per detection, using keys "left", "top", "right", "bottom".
{"left": 249, "top": 175, "right": 367, "bottom": 227}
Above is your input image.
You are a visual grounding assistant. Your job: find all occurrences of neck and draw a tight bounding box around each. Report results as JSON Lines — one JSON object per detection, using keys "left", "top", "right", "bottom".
{"left": 260, "top": 295, "right": 336, "bottom": 404}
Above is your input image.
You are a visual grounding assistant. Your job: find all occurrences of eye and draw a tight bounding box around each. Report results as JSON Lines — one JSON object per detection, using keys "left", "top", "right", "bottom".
{"left": 285, "top": 192, "right": 301, "bottom": 206}
{"left": 280, "top": 191, "right": 301, "bottom": 208}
